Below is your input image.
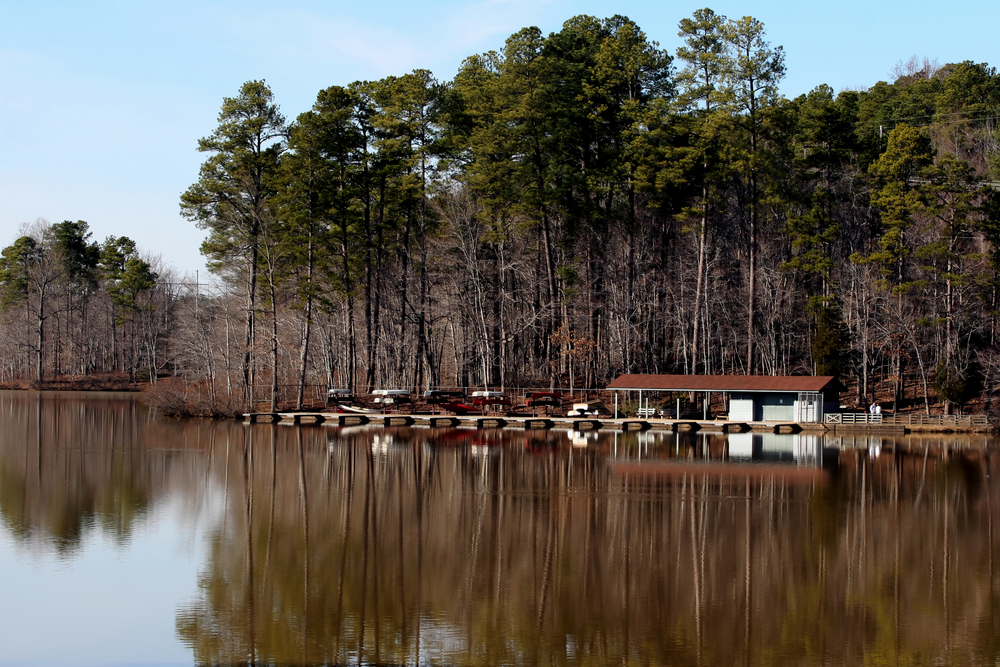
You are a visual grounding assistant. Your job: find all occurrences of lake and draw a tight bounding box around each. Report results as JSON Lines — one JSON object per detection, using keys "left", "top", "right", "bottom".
{"left": 0, "top": 391, "right": 997, "bottom": 666}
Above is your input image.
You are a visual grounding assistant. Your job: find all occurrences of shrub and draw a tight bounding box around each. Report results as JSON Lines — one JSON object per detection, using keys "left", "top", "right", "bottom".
{"left": 142, "top": 378, "right": 244, "bottom": 418}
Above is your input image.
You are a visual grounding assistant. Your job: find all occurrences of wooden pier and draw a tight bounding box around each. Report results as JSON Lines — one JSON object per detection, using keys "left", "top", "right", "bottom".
{"left": 243, "top": 411, "right": 832, "bottom": 434}
{"left": 241, "top": 409, "right": 992, "bottom": 433}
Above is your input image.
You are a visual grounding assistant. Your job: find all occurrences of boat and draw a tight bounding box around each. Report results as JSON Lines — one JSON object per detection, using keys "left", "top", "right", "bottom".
{"left": 524, "top": 391, "right": 562, "bottom": 415}
{"left": 527, "top": 391, "right": 562, "bottom": 408}
{"left": 326, "top": 388, "right": 358, "bottom": 405}
{"left": 567, "top": 399, "right": 611, "bottom": 417}
{"left": 438, "top": 402, "right": 484, "bottom": 416}
{"left": 336, "top": 403, "right": 380, "bottom": 414}
{"left": 471, "top": 390, "right": 506, "bottom": 398}
{"left": 372, "top": 389, "right": 412, "bottom": 405}
{"left": 470, "top": 390, "right": 510, "bottom": 414}
{"left": 369, "top": 389, "right": 412, "bottom": 413}
{"left": 423, "top": 389, "right": 467, "bottom": 404}
{"left": 471, "top": 391, "right": 511, "bottom": 406}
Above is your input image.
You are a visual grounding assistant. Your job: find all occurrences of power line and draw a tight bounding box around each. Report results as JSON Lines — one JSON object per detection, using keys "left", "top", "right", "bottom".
{"left": 855, "top": 108, "right": 1000, "bottom": 127}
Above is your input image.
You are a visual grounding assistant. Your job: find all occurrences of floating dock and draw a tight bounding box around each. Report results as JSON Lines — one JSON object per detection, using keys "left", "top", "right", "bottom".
{"left": 243, "top": 411, "right": 827, "bottom": 434}
{"left": 242, "top": 409, "right": 993, "bottom": 433}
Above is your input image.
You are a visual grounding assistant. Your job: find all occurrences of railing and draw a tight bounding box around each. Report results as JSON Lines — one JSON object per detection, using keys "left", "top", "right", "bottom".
{"left": 883, "top": 414, "right": 990, "bottom": 427}
{"left": 825, "top": 413, "right": 881, "bottom": 424}
{"left": 825, "top": 413, "right": 989, "bottom": 427}
{"left": 250, "top": 384, "right": 330, "bottom": 410}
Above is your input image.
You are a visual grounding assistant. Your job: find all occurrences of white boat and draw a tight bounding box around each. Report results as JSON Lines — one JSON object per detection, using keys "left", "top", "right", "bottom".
{"left": 336, "top": 403, "right": 380, "bottom": 414}
{"left": 567, "top": 399, "right": 611, "bottom": 417}
{"left": 372, "top": 389, "right": 412, "bottom": 405}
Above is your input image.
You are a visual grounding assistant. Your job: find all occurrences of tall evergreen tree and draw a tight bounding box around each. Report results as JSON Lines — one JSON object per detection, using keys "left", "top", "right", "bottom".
{"left": 721, "top": 15, "right": 786, "bottom": 374}
{"left": 181, "top": 80, "right": 286, "bottom": 408}
{"left": 676, "top": 8, "right": 728, "bottom": 371}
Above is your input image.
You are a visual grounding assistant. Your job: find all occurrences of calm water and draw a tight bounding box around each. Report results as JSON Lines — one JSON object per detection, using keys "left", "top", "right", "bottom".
{"left": 1, "top": 392, "right": 999, "bottom": 666}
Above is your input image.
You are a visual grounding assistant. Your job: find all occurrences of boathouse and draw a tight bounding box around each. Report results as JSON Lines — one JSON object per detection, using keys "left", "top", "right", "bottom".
{"left": 606, "top": 374, "right": 841, "bottom": 423}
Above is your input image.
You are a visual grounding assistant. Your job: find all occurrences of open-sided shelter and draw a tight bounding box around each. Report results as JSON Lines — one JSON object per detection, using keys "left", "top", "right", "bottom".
{"left": 606, "top": 374, "right": 841, "bottom": 423}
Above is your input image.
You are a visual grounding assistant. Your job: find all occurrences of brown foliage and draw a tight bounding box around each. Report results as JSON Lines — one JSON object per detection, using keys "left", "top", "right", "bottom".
{"left": 0, "top": 372, "right": 140, "bottom": 391}
{"left": 142, "top": 378, "right": 244, "bottom": 418}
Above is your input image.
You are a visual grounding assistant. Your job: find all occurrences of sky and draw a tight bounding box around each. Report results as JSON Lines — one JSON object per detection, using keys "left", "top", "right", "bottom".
{"left": 1, "top": 0, "right": 997, "bottom": 281}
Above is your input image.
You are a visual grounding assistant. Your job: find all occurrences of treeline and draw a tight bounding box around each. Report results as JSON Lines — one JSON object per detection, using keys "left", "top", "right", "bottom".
{"left": 4, "top": 9, "right": 1000, "bottom": 413}
{"left": 0, "top": 219, "right": 166, "bottom": 384}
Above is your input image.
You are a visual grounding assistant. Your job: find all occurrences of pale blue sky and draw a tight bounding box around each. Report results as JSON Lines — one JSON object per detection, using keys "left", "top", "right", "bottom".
{"left": 1, "top": 0, "right": 996, "bottom": 279}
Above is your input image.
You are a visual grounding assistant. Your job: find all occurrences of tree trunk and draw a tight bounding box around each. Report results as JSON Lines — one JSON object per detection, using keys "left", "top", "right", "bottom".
{"left": 691, "top": 188, "right": 709, "bottom": 373}
{"left": 244, "top": 243, "right": 260, "bottom": 411}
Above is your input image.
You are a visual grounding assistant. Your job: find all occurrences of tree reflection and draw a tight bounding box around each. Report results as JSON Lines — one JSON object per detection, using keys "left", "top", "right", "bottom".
{"left": 172, "top": 426, "right": 1000, "bottom": 666}
{"left": 3, "top": 395, "right": 996, "bottom": 666}
{"left": 0, "top": 391, "right": 157, "bottom": 553}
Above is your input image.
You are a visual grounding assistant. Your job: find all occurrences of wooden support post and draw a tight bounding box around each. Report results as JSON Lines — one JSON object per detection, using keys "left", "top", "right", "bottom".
{"left": 338, "top": 415, "right": 370, "bottom": 426}
{"left": 573, "top": 420, "right": 602, "bottom": 431}
{"left": 621, "top": 421, "right": 650, "bottom": 432}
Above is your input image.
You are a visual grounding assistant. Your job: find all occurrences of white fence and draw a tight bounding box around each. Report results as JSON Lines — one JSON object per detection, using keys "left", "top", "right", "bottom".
{"left": 826, "top": 413, "right": 989, "bottom": 427}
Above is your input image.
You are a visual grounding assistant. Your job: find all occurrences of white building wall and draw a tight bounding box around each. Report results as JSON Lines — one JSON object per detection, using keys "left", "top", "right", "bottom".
{"left": 730, "top": 397, "right": 754, "bottom": 421}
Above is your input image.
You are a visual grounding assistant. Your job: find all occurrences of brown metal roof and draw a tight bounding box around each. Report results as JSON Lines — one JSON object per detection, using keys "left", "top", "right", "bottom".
{"left": 607, "top": 374, "right": 837, "bottom": 393}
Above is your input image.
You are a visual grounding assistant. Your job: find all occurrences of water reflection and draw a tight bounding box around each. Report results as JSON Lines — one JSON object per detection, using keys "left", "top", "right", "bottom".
{"left": 0, "top": 391, "right": 215, "bottom": 665}
{"left": 2, "top": 392, "right": 999, "bottom": 666}
{"left": 178, "top": 424, "right": 1000, "bottom": 666}
{"left": 0, "top": 391, "right": 158, "bottom": 552}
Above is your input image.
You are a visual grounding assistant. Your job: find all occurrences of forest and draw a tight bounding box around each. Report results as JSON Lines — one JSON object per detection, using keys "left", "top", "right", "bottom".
{"left": 1, "top": 9, "right": 999, "bottom": 415}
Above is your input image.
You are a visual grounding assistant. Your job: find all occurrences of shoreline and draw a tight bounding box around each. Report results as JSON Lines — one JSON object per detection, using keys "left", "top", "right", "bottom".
{"left": 0, "top": 378, "right": 146, "bottom": 392}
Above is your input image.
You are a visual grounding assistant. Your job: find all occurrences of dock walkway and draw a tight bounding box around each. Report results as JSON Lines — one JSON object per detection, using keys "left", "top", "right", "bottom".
{"left": 243, "top": 411, "right": 827, "bottom": 434}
